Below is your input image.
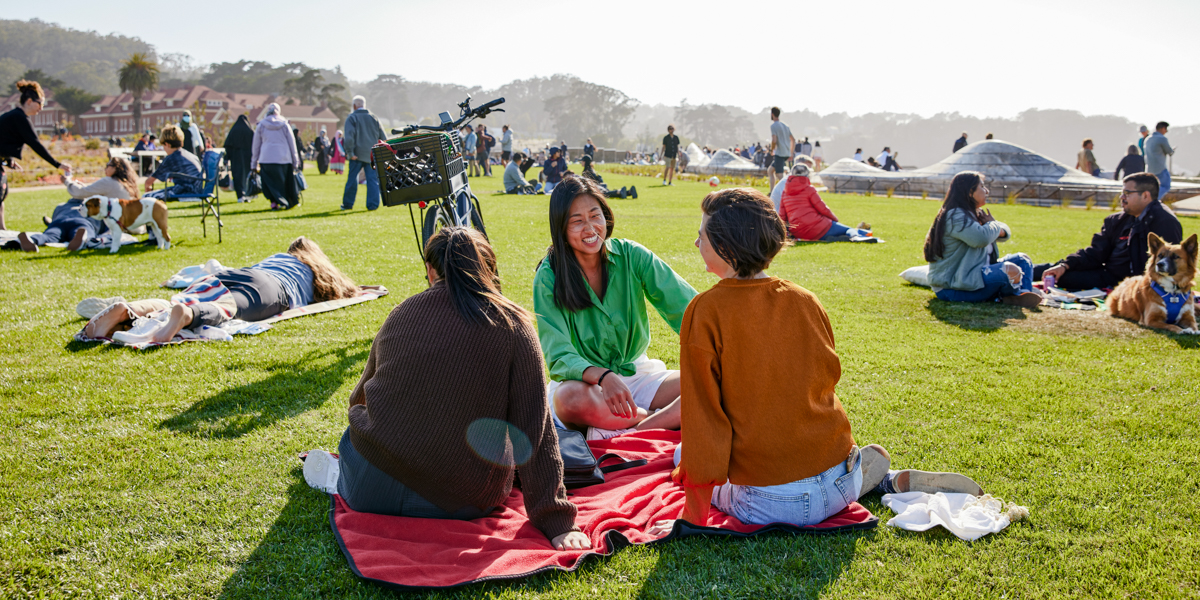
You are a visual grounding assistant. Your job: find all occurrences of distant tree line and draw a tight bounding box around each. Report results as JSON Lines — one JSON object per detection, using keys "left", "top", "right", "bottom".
{"left": 3, "top": 18, "right": 1195, "bottom": 173}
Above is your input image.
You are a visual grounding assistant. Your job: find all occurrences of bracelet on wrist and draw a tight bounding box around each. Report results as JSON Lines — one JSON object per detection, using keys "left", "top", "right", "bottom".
{"left": 597, "top": 369, "right": 614, "bottom": 386}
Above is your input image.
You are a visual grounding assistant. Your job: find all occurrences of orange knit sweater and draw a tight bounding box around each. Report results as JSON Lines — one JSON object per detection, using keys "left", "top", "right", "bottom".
{"left": 671, "top": 277, "right": 854, "bottom": 525}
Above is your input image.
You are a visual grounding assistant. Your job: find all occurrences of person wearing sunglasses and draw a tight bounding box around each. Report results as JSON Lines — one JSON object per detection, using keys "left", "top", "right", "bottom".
{"left": 1034, "top": 172, "right": 1182, "bottom": 291}
{"left": 0, "top": 79, "right": 71, "bottom": 230}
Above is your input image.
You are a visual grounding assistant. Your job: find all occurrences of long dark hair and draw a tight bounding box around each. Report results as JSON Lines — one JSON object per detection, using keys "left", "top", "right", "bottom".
{"left": 545, "top": 175, "right": 613, "bottom": 312}
{"left": 923, "top": 171, "right": 985, "bottom": 262}
{"left": 425, "top": 226, "right": 529, "bottom": 327}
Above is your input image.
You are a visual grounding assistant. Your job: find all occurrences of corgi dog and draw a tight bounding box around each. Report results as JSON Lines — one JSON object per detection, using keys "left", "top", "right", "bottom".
{"left": 1108, "top": 232, "right": 1198, "bottom": 334}
{"left": 84, "top": 196, "right": 171, "bottom": 254}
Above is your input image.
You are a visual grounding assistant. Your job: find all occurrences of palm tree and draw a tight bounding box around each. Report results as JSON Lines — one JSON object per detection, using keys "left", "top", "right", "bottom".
{"left": 118, "top": 53, "right": 159, "bottom": 134}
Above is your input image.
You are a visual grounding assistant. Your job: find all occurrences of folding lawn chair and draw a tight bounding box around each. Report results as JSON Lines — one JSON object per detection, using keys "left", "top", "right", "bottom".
{"left": 168, "top": 150, "right": 223, "bottom": 242}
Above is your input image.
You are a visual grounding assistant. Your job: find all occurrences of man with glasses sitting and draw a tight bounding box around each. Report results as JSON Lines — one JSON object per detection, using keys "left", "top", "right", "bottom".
{"left": 1034, "top": 172, "right": 1182, "bottom": 291}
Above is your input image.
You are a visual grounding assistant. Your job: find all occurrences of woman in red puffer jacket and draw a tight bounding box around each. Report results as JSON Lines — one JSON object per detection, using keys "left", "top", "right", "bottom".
{"left": 778, "top": 164, "right": 877, "bottom": 242}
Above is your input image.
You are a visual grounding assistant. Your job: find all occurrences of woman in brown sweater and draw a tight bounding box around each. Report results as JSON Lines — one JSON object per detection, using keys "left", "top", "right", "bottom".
{"left": 303, "top": 227, "right": 589, "bottom": 550}
{"left": 653, "top": 189, "right": 981, "bottom": 533}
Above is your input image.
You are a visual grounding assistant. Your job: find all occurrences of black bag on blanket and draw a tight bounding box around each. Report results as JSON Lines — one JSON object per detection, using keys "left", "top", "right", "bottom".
{"left": 556, "top": 426, "right": 647, "bottom": 489}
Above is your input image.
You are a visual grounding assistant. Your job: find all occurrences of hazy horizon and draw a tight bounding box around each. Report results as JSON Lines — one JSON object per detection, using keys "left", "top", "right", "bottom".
{"left": 5, "top": 0, "right": 1199, "bottom": 127}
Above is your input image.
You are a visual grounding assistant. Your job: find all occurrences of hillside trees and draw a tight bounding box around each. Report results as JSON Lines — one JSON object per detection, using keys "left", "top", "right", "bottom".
{"left": 544, "top": 80, "right": 637, "bottom": 146}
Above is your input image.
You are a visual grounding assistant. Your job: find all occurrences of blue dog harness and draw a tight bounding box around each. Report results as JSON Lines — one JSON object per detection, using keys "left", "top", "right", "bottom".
{"left": 1150, "top": 281, "right": 1193, "bottom": 325}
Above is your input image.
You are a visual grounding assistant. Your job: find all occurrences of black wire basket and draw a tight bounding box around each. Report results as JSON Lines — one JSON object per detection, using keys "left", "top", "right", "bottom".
{"left": 372, "top": 131, "right": 466, "bottom": 206}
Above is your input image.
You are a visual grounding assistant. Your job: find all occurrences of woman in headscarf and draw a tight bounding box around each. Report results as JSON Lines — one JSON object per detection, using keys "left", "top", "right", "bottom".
{"left": 314, "top": 127, "right": 330, "bottom": 175}
{"left": 223, "top": 114, "right": 255, "bottom": 203}
{"left": 251, "top": 103, "right": 301, "bottom": 210}
{"left": 330, "top": 130, "right": 346, "bottom": 175}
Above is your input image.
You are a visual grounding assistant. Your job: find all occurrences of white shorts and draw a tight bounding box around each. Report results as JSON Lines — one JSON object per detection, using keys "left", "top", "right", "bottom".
{"left": 547, "top": 354, "right": 674, "bottom": 428}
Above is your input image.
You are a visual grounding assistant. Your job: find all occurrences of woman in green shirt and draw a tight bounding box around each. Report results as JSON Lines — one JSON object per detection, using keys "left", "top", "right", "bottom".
{"left": 534, "top": 176, "right": 698, "bottom": 440}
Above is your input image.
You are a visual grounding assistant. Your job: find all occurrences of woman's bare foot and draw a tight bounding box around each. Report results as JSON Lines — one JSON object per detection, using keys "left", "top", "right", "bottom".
{"left": 17, "top": 232, "right": 38, "bottom": 253}
{"left": 150, "top": 304, "right": 192, "bottom": 343}
{"left": 67, "top": 228, "right": 88, "bottom": 251}
{"left": 635, "top": 399, "right": 681, "bottom": 431}
{"left": 85, "top": 302, "right": 134, "bottom": 338}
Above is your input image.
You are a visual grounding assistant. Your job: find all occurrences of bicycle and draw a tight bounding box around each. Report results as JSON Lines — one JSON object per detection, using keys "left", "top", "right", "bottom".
{"left": 371, "top": 95, "right": 505, "bottom": 256}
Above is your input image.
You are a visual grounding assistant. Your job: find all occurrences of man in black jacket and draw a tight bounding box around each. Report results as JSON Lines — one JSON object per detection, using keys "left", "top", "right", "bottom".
{"left": 1034, "top": 173, "right": 1183, "bottom": 291}
{"left": 953, "top": 132, "right": 968, "bottom": 153}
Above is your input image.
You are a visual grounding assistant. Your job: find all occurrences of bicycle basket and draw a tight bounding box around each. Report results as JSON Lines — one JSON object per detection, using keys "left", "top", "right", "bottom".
{"left": 373, "top": 131, "right": 466, "bottom": 206}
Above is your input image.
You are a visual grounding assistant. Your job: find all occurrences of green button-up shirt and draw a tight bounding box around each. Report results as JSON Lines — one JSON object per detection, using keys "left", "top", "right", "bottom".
{"left": 534, "top": 238, "right": 698, "bottom": 382}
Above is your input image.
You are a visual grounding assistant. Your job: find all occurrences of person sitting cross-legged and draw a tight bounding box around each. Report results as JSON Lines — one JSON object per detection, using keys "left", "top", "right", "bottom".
{"left": 1034, "top": 172, "right": 1182, "bottom": 291}
{"left": 649, "top": 188, "right": 982, "bottom": 535}
{"left": 143, "top": 125, "right": 203, "bottom": 200}
{"left": 534, "top": 176, "right": 696, "bottom": 440}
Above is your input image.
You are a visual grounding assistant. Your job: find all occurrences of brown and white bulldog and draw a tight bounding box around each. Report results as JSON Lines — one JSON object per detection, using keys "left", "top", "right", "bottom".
{"left": 84, "top": 196, "right": 171, "bottom": 253}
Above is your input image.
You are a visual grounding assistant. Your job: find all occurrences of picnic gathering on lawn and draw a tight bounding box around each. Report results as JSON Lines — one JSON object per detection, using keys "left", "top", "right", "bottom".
{"left": 2, "top": 7, "right": 1199, "bottom": 595}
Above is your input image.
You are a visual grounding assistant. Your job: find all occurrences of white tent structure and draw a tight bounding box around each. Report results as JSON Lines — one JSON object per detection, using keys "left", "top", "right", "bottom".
{"left": 818, "top": 140, "right": 1200, "bottom": 205}
{"left": 684, "top": 143, "right": 767, "bottom": 176}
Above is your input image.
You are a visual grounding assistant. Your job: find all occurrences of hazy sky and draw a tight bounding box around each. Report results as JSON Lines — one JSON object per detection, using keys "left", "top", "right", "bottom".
{"left": 10, "top": 0, "right": 1199, "bottom": 125}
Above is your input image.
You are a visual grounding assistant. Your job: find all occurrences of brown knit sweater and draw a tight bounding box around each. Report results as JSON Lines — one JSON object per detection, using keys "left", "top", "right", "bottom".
{"left": 347, "top": 283, "right": 578, "bottom": 539}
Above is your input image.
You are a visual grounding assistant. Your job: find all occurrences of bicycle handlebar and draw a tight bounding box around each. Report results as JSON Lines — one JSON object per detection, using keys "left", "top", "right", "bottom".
{"left": 391, "top": 97, "right": 506, "bottom": 136}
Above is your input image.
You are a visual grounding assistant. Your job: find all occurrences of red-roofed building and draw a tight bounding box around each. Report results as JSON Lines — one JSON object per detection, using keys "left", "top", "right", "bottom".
{"left": 0, "top": 84, "right": 340, "bottom": 138}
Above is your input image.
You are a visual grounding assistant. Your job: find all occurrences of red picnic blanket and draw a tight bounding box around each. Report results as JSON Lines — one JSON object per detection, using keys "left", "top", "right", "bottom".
{"left": 326, "top": 430, "right": 876, "bottom": 591}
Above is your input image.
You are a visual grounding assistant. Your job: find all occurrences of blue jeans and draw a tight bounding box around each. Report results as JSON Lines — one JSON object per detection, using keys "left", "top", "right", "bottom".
{"left": 936, "top": 253, "right": 1033, "bottom": 302}
{"left": 29, "top": 216, "right": 98, "bottom": 246}
{"left": 544, "top": 180, "right": 559, "bottom": 194}
{"left": 675, "top": 444, "right": 862, "bottom": 526}
{"left": 335, "top": 429, "right": 493, "bottom": 519}
{"left": 342, "top": 160, "right": 380, "bottom": 210}
{"left": 820, "top": 221, "right": 871, "bottom": 241}
{"left": 1158, "top": 169, "right": 1171, "bottom": 200}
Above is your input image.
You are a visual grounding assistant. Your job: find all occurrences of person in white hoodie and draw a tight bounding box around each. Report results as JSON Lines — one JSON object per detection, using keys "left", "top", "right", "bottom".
{"left": 251, "top": 103, "right": 301, "bottom": 210}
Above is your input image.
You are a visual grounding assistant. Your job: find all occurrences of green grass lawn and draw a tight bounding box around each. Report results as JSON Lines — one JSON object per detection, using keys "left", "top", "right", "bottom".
{"left": 2, "top": 165, "right": 1199, "bottom": 599}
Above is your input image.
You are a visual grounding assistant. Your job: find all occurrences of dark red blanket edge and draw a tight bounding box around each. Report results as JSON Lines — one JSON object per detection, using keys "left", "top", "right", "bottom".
{"left": 327, "top": 495, "right": 878, "bottom": 592}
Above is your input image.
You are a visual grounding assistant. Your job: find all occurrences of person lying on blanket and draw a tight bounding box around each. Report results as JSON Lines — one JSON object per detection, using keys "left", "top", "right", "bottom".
{"left": 302, "top": 227, "right": 591, "bottom": 551}
{"left": 533, "top": 175, "right": 698, "bottom": 441}
{"left": 81, "top": 236, "right": 358, "bottom": 344}
{"left": 649, "top": 188, "right": 984, "bottom": 535}
{"left": 11, "top": 156, "right": 138, "bottom": 252}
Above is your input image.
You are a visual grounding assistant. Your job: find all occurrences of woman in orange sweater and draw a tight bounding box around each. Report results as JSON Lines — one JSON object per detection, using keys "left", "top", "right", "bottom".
{"left": 653, "top": 188, "right": 980, "bottom": 533}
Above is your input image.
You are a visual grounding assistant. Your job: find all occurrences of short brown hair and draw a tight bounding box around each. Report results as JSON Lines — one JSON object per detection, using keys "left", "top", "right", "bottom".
{"left": 159, "top": 125, "right": 184, "bottom": 149}
{"left": 770, "top": 107, "right": 781, "bottom": 118}
{"left": 701, "top": 188, "right": 787, "bottom": 278}
{"left": 1082, "top": 138, "right": 1093, "bottom": 147}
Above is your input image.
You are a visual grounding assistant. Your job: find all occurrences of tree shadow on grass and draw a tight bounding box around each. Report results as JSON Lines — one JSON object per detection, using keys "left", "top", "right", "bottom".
{"left": 925, "top": 298, "right": 1031, "bottom": 332}
{"left": 159, "top": 342, "right": 370, "bottom": 439}
{"left": 637, "top": 527, "right": 873, "bottom": 599}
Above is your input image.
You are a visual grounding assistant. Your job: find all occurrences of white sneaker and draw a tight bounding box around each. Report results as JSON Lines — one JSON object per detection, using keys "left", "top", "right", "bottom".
{"left": 76, "top": 296, "right": 128, "bottom": 319}
{"left": 586, "top": 427, "right": 637, "bottom": 441}
{"left": 303, "top": 450, "right": 340, "bottom": 494}
{"left": 111, "top": 311, "right": 173, "bottom": 345}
